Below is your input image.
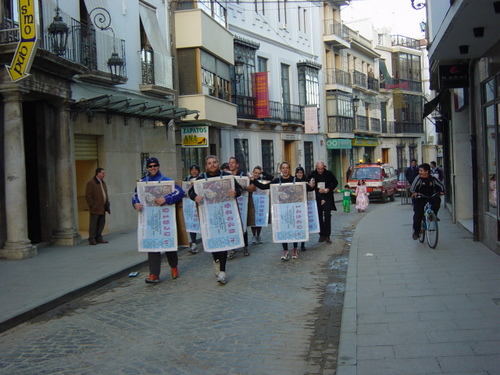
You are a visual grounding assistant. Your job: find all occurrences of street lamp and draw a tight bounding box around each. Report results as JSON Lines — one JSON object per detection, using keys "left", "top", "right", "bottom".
{"left": 352, "top": 96, "right": 360, "bottom": 113}
{"left": 410, "top": 0, "right": 426, "bottom": 10}
{"left": 89, "top": 7, "right": 125, "bottom": 83}
{"left": 233, "top": 57, "right": 244, "bottom": 83}
{"left": 47, "top": 0, "right": 69, "bottom": 56}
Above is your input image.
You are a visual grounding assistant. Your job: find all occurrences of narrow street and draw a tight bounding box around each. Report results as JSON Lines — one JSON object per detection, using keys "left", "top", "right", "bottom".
{"left": 0, "top": 204, "right": 366, "bottom": 375}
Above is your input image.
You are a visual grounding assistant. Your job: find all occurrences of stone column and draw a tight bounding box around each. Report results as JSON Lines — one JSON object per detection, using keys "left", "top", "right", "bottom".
{"left": 1, "top": 90, "right": 37, "bottom": 259}
{"left": 51, "top": 101, "right": 81, "bottom": 245}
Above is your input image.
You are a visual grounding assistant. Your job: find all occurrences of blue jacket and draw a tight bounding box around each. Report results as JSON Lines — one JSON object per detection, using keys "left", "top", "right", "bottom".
{"left": 131, "top": 171, "right": 184, "bottom": 206}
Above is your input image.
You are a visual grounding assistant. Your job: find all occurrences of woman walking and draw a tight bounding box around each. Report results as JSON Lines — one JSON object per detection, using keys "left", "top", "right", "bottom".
{"left": 355, "top": 179, "right": 369, "bottom": 212}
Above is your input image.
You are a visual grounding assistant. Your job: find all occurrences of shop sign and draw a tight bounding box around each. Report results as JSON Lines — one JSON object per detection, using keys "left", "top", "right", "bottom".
{"left": 326, "top": 139, "right": 352, "bottom": 149}
{"left": 439, "top": 64, "right": 469, "bottom": 89}
{"left": 181, "top": 125, "right": 209, "bottom": 147}
{"left": 352, "top": 137, "right": 378, "bottom": 147}
{"left": 281, "top": 133, "right": 301, "bottom": 141}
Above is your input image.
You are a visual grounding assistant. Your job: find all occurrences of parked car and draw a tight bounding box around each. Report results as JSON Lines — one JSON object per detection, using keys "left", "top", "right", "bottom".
{"left": 397, "top": 172, "right": 410, "bottom": 196}
{"left": 347, "top": 163, "right": 398, "bottom": 203}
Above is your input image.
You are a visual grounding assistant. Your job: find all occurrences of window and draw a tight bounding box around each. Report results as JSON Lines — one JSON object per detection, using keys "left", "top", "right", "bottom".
{"left": 181, "top": 148, "right": 206, "bottom": 177}
{"left": 298, "top": 63, "right": 320, "bottom": 106}
{"left": 200, "top": 50, "right": 230, "bottom": 101}
{"left": 281, "top": 63, "right": 291, "bottom": 119}
{"left": 396, "top": 145, "right": 405, "bottom": 171}
{"left": 394, "top": 52, "right": 421, "bottom": 81}
{"left": 304, "top": 142, "right": 314, "bottom": 175}
{"left": 261, "top": 140, "right": 274, "bottom": 175}
{"left": 234, "top": 42, "right": 257, "bottom": 98}
{"left": 234, "top": 138, "right": 249, "bottom": 173}
{"left": 258, "top": 56, "right": 268, "bottom": 73}
{"left": 483, "top": 77, "right": 498, "bottom": 215}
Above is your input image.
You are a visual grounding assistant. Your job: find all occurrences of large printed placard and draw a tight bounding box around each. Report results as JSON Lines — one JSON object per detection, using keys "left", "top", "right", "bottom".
{"left": 270, "top": 182, "right": 308, "bottom": 243}
{"left": 137, "top": 181, "right": 177, "bottom": 252}
{"left": 234, "top": 176, "right": 250, "bottom": 229}
{"left": 307, "top": 191, "right": 320, "bottom": 233}
{"left": 252, "top": 186, "right": 270, "bottom": 227}
{"left": 194, "top": 176, "right": 244, "bottom": 252}
{"left": 181, "top": 181, "right": 200, "bottom": 233}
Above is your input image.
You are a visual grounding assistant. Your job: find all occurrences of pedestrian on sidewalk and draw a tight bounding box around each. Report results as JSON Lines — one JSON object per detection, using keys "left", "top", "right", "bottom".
{"left": 355, "top": 180, "right": 369, "bottom": 212}
{"left": 337, "top": 184, "right": 356, "bottom": 213}
{"left": 308, "top": 161, "right": 338, "bottom": 243}
{"left": 85, "top": 167, "right": 111, "bottom": 245}
{"left": 405, "top": 159, "right": 419, "bottom": 185}
{"left": 188, "top": 155, "right": 243, "bottom": 284}
{"left": 293, "top": 166, "right": 315, "bottom": 251}
{"left": 185, "top": 164, "right": 201, "bottom": 254}
{"left": 132, "top": 157, "right": 184, "bottom": 284}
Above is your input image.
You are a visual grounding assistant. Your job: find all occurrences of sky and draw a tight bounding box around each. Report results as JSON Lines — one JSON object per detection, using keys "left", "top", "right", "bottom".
{"left": 341, "top": 0, "right": 427, "bottom": 39}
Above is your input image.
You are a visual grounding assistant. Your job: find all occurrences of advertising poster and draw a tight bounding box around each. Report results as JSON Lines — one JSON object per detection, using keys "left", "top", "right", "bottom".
{"left": 234, "top": 176, "right": 250, "bottom": 229}
{"left": 137, "top": 181, "right": 177, "bottom": 252}
{"left": 252, "top": 186, "right": 270, "bottom": 227}
{"left": 270, "top": 182, "right": 308, "bottom": 243}
{"left": 194, "top": 176, "right": 244, "bottom": 252}
{"left": 307, "top": 191, "right": 320, "bottom": 233}
{"left": 181, "top": 181, "right": 200, "bottom": 233}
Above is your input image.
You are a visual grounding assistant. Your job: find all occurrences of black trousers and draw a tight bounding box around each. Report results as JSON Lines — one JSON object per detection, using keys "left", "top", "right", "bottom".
{"left": 148, "top": 252, "right": 178, "bottom": 277}
{"left": 212, "top": 251, "right": 227, "bottom": 272}
{"left": 317, "top": 199, "right": 333, "bottom": 237}
{"left": 412, "top": 196, "right": 441, "bottom": 233}
{"left": 88, "top": 213, "right": 106, "bottom": 241}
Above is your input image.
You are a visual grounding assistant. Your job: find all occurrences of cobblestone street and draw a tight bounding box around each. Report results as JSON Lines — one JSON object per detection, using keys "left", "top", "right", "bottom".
{"left": 0, "top": 212, "right": 361, "bottom": 375}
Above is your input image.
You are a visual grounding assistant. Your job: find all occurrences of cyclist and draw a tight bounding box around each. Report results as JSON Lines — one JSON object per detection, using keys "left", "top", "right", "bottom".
{"left": 410, "top": 163, "right": 445, "bottom": 240}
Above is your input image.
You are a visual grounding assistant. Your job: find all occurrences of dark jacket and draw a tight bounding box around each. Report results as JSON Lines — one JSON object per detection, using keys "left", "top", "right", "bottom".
{"left": 86, "top": 177, "right": 110, "bottom": 215}
{"left": 308, "top": 169, "right": 338, "bottom": 203}
{"left": 131, "top": 171, "right": 184, "bottom": 206}
{"left": 405, "top": 165, "right": 419, "bottom": 185}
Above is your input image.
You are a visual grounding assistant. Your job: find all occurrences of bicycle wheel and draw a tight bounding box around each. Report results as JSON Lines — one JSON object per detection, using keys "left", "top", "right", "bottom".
{"left": 425, "top": 211, "right": 439, "bottom": 248}
{"left": 418, "top": 218, "right": 425, "bottom": 243}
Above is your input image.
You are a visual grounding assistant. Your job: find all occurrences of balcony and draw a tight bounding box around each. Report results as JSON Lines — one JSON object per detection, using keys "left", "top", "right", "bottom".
{"left": 234, "top": 95, "right": 304, "bottom": 125}
{"left": 391, "top": 35, "right": 420, "bottom": 50}
{"left": 327, "top": 116, "right": 354, "bottom": 134}
{"left": 323, "top": 19, "right": 350, "bottom": 49}
{"left": 140, "top": 49, "right": 174, "bottom": 96}
{"left": 324, "top": 68, "right": 351, "bottom": 91}
{"left": 355, "top": 115, "right": 368, "bottom": 131}
{"left": 380, "top": 78, "right": 422, "bottom": 92}
{"left": 176, "top": 0, "right": 227, "bottom": 28}
{"left": 180, "top": 93, "right": 237, "bottom": 127}
{"left": 394, "top": 122, "right": 424, "bottom": 134}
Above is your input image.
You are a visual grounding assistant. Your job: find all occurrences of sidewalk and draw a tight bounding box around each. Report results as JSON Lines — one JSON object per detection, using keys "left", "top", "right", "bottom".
{"left": 337, "top": 202, "right": 500, "bottom": 375}
{"left": 0, "top": 230, "right": 147, "bottom": 333}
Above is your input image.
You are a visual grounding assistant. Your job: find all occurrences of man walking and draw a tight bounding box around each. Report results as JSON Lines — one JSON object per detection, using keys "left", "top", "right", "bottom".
{"left": 405, "top": 159, "right": 419, "bottom": 185}
{"left": 309, "top": 161, "right": 338, "bottom": 243}
{"left": 85, "top": 168, "right": 110, "bottom": 245}
{"left": 228, "top": 156, "right": 250, "bottom": 258}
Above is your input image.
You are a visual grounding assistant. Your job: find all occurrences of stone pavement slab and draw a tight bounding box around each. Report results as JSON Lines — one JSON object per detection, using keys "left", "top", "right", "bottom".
{"left": 337, "top": 202, "right": 500, "bottom": 375}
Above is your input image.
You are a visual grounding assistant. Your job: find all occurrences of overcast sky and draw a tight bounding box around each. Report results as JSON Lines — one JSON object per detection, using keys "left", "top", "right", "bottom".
{"left": 341, "top": 0, "right": 427, "bottom": 39}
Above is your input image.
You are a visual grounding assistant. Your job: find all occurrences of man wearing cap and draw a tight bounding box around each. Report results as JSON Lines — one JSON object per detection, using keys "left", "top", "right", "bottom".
{"left": 132, "top": 157, "right": 184, "bottom": 284}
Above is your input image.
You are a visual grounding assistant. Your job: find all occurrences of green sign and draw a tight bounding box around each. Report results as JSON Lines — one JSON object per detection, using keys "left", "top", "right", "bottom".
{"left": 326, "top": 139, "right": 352, "bottom": 149}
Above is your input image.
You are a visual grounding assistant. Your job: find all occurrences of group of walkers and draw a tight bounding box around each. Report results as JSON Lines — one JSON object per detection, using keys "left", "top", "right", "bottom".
{"left": 132, "top": 155, "right": 345, "bottom": 285}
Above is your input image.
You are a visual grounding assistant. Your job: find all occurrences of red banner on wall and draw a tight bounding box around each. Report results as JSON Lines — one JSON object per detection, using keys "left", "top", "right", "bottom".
{"left": 253, "top": 72, "right": 270, "bottom": 119}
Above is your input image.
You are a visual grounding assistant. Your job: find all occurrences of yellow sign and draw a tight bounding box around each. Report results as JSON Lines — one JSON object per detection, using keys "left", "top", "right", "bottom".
{"left": 6, "top": 0, "right": 38, "bottom": 82}
{"left": 181, "top": 125, "right": 209, "bottom": 148}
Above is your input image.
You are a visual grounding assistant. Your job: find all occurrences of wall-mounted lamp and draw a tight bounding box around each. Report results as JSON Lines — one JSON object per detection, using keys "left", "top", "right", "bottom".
{"left": 419, "top": 21, "right": 426, "bottom": 33}
{"left": 459, "top": 45, "right": 469, "bottom": 55}
{"left": 47, "top": 0, "right": 69, "bottom": 56}
{"left": 473, "top": 27, "right": 484, "bottom": 38}
{"left": 232, "top": 57, "right": 245, "bottom": 83}
{"left": 352, "top": 96, "right": 360, "bottom": 113}
{"left": 89, "top": 7, "right": 125, "bottom": 83}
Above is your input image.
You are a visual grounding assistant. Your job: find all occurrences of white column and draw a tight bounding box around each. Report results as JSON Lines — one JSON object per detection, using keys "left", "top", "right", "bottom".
{"left": 1, "top": 90, "right": 36, "bottom": 259}
{"left": 51, "top": 101, "right": 81, "bottom": 245}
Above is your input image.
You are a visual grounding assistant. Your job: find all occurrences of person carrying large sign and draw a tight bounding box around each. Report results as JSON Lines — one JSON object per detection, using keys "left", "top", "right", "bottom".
{"left": 188, "top": 155, "right": 243, "bottom": 284}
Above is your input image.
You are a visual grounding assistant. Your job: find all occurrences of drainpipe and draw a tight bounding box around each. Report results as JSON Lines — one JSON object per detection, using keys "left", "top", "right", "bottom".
{"left": 468, "top": 59, "right": 479, "bottom": 241}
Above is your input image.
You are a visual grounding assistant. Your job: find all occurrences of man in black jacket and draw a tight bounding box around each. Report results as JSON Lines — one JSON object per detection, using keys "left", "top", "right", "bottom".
{"left": 308, "top": 161, "right": 338, "bottom": 243}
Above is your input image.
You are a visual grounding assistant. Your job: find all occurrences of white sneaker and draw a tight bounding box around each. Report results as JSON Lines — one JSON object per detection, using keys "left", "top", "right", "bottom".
{"left": 257, "top": 236, "right": 263, "bottom": 244}
{"left": 189, "top": 242, "right": 198, "bottom": 254}
{"left": 213, "top": 260, "right": 220, "bottom": 277}
{"left": 251, "top": 236, "right": 257, "bottom": 244}
{"left": 217, "top": 271, "right": 227, "bottom": 284}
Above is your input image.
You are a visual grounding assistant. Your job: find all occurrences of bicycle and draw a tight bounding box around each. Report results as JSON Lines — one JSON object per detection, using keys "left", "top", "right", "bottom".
{"left": 417, "top": 193, "right": 440, "bottom": 249}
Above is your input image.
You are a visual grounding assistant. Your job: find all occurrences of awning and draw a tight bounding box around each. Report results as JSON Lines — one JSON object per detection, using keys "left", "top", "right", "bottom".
{"left": 423, "top": 91, "right": 444, "bottom": 119}
{"left": 379, "top": 60, "right": 392, "bottom": 84}
{"left": 70, "top": 95, "right": 199, "bottom": 123}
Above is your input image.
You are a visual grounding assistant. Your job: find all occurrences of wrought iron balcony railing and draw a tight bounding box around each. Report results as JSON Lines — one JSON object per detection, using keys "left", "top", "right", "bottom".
{"left": 327, "top": 116, "right": 354, "bottom": 133}
{"left": 394, "top": 122, "right": 424, "bottom": 133}
{"left": 391, "top": 35, "right": 421, "bottom": 50}
{"left": 324, "top": 68, "right": 351, "bottom": 86}
{"left": 234, "top": 95, "right": 304, "bottom": 124}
